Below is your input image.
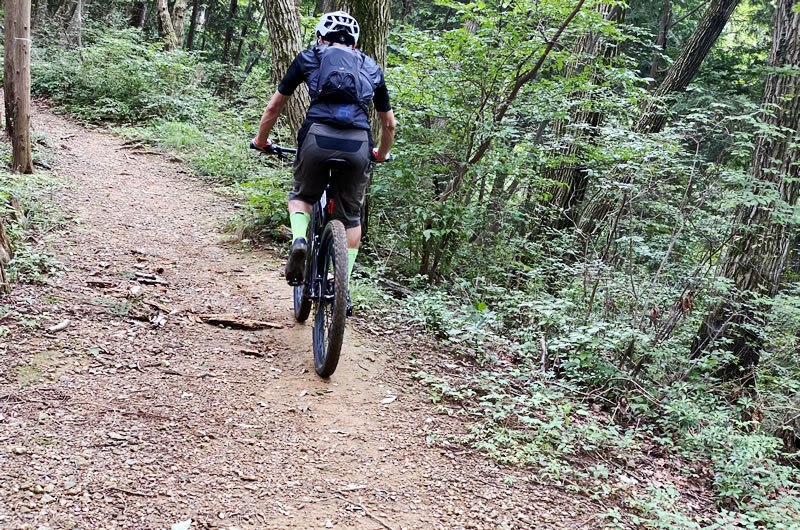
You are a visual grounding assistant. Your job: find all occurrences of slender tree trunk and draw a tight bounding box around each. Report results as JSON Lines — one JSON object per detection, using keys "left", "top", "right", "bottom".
{"left": 172, "top": 0, "right": 189, "bottom": 48}
{"left": 156, "top": 0, "right": 179, "bottom": 51}
{"left": 221, "top": 0, "right": 239, "bottom": 63}
{"left": 243, "top": 10, "right": 268, "bottom": 76}
{"left": 4, "top": 0, "right": 35, "bottom": 175}
{"left": 131, "top": 1, "right": 147, "bottom": 28}
{"left": 693, "top": 0, "right": 800, "bottom": 381}
{"left": 637, "top": 0, "right": 740, "bottom": 133}
{"left": 67, "top": 0, "right": 82, "bottom": 46}
{"left": 186, "top": 0, "right": 201, "bottom": 50}
{"left": 579, "top": 0, "right": 741, "bottom": 235}
{"left": 234, "top": 0, "right": 256, "bottom": 65}
{"left": 331, "top": 0, "right": 391, "bottom": 246}
{"left": 545, "top": 3, "right": 624, "bottom": 227}
{"left": 264, "top": 0, "right": 310, "bottom": 139}
{"left": 647, "top": 0, "right": 672, "bottom": 89}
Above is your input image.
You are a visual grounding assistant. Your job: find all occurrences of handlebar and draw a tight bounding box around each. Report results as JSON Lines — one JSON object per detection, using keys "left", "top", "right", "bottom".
{"left": 250, "top": 140, "right": 390, "bottom": 163}
{"left": 249, "top": 140, "right": 296, "bottom": 160}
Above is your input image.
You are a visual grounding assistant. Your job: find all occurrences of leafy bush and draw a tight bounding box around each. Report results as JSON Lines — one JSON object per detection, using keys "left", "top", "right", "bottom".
{"left": 0, "top": 170, "right": 62, "bottom": 284}
{"left": 32, "top": 29, "right": 215, "bottom": 122}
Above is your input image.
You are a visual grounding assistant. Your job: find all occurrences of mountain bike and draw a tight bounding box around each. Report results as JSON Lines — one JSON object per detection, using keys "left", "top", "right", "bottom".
{"left": 251, "top": 142, "right": 358, "bottom": 378}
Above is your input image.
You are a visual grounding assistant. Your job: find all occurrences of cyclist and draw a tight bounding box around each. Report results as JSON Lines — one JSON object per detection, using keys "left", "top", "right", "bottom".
{"left": 252, "top": 11, "right": 396, "bottom": 293}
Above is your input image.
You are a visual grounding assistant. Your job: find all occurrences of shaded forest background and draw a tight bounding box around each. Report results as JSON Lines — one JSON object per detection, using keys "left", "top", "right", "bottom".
{"left": 1, "top": 0, "right": 799, "bottom": 526}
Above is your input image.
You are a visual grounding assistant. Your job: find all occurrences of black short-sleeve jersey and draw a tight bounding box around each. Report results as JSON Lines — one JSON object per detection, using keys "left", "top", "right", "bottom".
{"left": 277, "top": 45, "right": 392, "bottom": 131}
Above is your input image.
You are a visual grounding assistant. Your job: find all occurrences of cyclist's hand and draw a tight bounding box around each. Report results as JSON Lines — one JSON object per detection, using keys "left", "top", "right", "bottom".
{"left": 371, "top": 149, "right": 391, "bottom": 162}
{"left": 250, "top": 138, "right": 275, "bottom": 155}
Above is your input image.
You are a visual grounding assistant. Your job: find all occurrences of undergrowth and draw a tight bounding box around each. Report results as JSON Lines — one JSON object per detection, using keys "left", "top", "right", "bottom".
{"left": 27, "top": 24, "right": 800, "bottom": 530}
{"left": 352, "top": 277, "right": 800, "bottom": 528}
{"left": 0, "top": 167, "right": 63, "bottom": 284}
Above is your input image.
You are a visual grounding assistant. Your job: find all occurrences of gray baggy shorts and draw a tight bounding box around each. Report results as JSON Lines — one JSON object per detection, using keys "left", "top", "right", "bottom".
{"left": 289, "top": 123, "right": 371, "bottom": 229}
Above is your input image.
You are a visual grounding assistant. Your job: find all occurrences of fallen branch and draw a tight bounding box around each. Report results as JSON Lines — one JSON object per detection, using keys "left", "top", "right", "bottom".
{"left": 335, "top": 493, "right": 394, "bottom": 530}
{"left": 196, "top": 313, "right": 284, "bottom": 330}
{"left": 103, "top": 486, "right": 155, "bottom": 498}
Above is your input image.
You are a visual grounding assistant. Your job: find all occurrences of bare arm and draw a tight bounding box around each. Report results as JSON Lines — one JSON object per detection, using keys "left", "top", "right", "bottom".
{"left": 375, "top": 110, "right": 396, "bottom": 161}
{"left": 254, "top": 91, "right": 291, "bottom": 146}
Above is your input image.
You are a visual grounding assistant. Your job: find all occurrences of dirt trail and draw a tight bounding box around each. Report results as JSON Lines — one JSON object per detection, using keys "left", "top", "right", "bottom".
{"left": 0, "top": 106, "right": 596, "bottom": 529}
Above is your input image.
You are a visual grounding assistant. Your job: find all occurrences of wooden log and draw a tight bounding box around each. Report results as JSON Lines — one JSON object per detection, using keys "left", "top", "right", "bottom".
{"left": 0, "top": 218, "right": 12, "bottom": 295}
{"left": 9, "top": 197, "right": 27, "bottom": 228}
{"left": 196, "top": 313, "right": 284, "bottom": 330}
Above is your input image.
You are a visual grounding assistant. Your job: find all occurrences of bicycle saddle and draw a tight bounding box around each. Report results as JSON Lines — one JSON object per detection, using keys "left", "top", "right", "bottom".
{"left": 323, "top": 158, "right": 351, "bottom": 171}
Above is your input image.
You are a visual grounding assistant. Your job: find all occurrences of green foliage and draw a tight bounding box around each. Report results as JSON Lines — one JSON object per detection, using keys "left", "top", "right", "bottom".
{"left": 0, "top": 171, "right": 62, "bottom": 284}
{"left": 26, "top": 1, "right": 800, "bottom": 525}
{"left": 32, "top": 29, "right": 215, "bottom": 122}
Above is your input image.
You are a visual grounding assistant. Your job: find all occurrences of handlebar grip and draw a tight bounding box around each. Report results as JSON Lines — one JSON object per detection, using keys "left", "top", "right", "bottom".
{"left": 371, "top": 149, "right": 391, "bottom": 163}
{"left": 250, "top": 140, "right": 275, "bottom": 154}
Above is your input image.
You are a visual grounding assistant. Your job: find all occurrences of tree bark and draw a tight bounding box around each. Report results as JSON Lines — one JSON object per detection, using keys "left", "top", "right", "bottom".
{"left": 637, "top": 0, "right": 740, "bottom": 134}
{"left": 4, "top": 0, "right": 35, "bottom": 175}
{"left": 186, "top": 0, "right": 201, "bottom": 50}
{"left": 234, "top": 0, "right": 257, "bottom": 65}
{"left": 130, "top": 1, "right": 147, "bottom": 28}
{"left": 647, "top": 0, "right": 672, "bottom": 89}
{"left": 221, "top": 0, "right": 239, "bottom": 63}
{"left": 156, "top": 0, "right": 179, "bottom": 51}
{"left": 693, "top": 0, "right": 800, "bottom": 381}
{"left": 579, "top": 0, "right": 741, "bottom": 235}
{"left": 67, "top": 0, "right": 82, "bottom": 46}
{"left": 329, "top": 0, "right": 391, "bottom": 246}
{"left": 172, "top": 0, "right": 189, "bottom": 48}
{"left": 264, "top": 0, "right": 310, "bottom": 139}
{"left": 545, "top": 3, "right": 624, "bottom": 227}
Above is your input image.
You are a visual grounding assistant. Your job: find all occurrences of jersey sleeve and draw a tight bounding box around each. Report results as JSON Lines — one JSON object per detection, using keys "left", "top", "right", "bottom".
{"left": 373, "top": 70, "right": 392, "bottom": 113}
{"left": 277, "top": 54, "right": 306, "bottom": 96}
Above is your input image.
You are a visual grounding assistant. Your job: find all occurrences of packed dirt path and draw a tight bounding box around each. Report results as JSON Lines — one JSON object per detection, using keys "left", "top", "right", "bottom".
{"left": 0, "top": 106, "right": 599, "bottom": 529}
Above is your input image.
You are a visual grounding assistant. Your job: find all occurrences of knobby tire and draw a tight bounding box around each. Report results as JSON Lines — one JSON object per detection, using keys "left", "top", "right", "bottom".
{"left": 313, "top": 220, "right": 348, "bottom": 378}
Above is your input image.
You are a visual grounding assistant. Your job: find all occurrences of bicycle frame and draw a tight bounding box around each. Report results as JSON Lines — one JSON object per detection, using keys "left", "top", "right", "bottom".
{"left": 305, "top": 178, "right": 337, "bottom": 303}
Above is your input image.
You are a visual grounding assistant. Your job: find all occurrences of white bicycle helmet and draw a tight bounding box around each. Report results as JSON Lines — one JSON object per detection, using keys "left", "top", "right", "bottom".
{"left": 316, "top": 11, "right": 360, "bottom": 44}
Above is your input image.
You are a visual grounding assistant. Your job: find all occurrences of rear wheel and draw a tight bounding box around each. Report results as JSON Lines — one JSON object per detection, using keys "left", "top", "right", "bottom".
{"left": 312, "top": 220, "right": 348, "bottom": 378}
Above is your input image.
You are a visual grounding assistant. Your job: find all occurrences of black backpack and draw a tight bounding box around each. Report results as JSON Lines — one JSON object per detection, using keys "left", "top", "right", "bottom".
{"left": 311, "top": 45, "right": 374, "bottom": 112}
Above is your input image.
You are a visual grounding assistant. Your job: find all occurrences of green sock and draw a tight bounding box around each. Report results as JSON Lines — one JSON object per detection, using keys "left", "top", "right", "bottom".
{"left": 290, "top": 212, "right": 310, "bottom": 241}
{"left": 347, "top": 248, "right": 358, "bottom": 284}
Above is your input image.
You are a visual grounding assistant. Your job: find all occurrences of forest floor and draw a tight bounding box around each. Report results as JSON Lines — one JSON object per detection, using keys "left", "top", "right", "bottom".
{"left": 0, "top": 105, "right": 682, "bottom": 529}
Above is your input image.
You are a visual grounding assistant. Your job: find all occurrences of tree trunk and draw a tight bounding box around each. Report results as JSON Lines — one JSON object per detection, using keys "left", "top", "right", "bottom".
{"left": 0, "top": 219, "right": 12, "bottom": 294}
{"left": 234, "top": 0, "right": 257, "bottom": 65}
{"left": 172, "top": 0, "right": 189, "bottom": 48}
{"left": 32, "top": 0, "right": 47, "bottom": 27}
{"left": 130, "top": 1, "right": 147, "bottom": 28}
{"left": 201, "top": 3, "right": 211, "bottom": 50}
{"left": 264, "top": 0, "right": 310, "bottom": 139}
{"left": 221, "top": 0, "right": 239, "bottom": 63}
{"left": 67, "top": 0, "right": 82, "bottom": 46}
{"left": 186, "top": 0, "right": 201, "bottom": 50}
{"left": 242, "top": 10, "right": 268, "bottom": 76}
{"left": 647, "top": 0, "right": 672, "bottom": 89}
{"left": 156, "top": 0, "right": 179, "bottom": 51}
{"left": 4, "top": 0, "right": 35, "bottom": 175}
{"left": 329, "top": 0, "right": 391, "bottom": 245}
{"left": 579, "top": 0, "right": 741, "bottom": 235}
{"left": 545, "top": 3, "right": 624, "bottom": 227}
{"left": 637, "top": 0, "right": 740, "bottom": 134}
{"left": 693, "top": 0, "right": 800, "bottom": 381}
